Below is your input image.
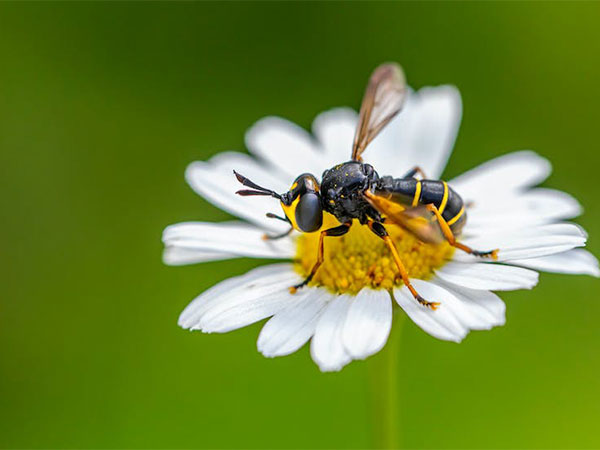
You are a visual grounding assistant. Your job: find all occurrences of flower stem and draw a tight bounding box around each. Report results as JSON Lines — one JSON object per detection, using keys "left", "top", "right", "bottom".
{"left": 369, "top": 311, "right": 405, "bottom": 449}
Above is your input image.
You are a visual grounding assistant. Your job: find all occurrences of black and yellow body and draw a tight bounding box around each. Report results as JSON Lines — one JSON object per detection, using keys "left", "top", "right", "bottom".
{"left": 316, "top": 160, "right": 466, "bottom": 238}
{"left": 234, "top": 62, "right": 498, "bottom": 309}
{"left": 236, "top": 162, "right": 495, "bottom": 310}
{"left": 374, "top": 176, "right": 467, "bottom": 236}
{"left": 266, "top": 161, "right": 496, "bottom": 307}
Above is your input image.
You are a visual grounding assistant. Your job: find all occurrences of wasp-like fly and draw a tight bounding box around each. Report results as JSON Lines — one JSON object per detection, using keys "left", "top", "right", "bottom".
{"left": 234, "top": 63, "right": 498, "bottom": 309}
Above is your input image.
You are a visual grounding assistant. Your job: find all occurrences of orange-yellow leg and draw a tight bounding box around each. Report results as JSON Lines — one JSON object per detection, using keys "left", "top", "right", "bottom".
{"left": 426, "top": 204, "right": 499, "bottom": 260}
{"left": 290, "top": 223, "right": 351, "bottom": 293}
{"left": 367, "top": 220, "right": 440, "bottom": 310}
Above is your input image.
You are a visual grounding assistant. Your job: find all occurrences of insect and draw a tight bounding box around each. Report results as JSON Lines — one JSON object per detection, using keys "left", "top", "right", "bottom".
{"left": 234, "top": 63, "right": 498, "bottom": 309}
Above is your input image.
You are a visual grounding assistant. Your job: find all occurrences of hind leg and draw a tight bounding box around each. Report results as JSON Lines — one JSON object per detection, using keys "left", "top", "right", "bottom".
{"left": 402, "top": 166, "right": 427, "bottom": 179}
{"left": 426, "top": 204, "right": 499, "bottom": 259}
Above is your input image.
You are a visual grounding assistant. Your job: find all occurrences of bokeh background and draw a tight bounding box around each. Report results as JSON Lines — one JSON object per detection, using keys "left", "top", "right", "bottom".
{"left": 1, "top": 2, "right": 599, "bottom": 448}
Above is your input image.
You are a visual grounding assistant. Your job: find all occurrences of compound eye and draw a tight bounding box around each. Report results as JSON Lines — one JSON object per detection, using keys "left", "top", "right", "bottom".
{"left": 295, "top": 193, "right": 323, "bottom": 232}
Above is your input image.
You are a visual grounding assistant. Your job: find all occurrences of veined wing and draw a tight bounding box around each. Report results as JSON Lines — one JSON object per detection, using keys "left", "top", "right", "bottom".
{"left": 363, "top": 190, "right": 444, "bottom": 244}
{"left": 351, "top": 63, "right": 407, "bottom": 161}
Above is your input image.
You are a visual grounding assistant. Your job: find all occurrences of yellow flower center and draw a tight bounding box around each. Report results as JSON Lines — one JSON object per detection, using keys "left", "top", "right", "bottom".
{"left": 294, "top": 215, "right": 454, "bottom": 295}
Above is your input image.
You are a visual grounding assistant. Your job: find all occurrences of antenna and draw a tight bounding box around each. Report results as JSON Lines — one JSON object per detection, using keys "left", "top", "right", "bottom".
{"left": 233, "top": 170, "right": 281, "bottom": 200}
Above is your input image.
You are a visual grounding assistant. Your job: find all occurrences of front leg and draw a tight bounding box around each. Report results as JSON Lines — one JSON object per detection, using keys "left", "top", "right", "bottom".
{"left": 290, "top": 222, "right": 352, "bottom": 293}
{"left": 263, "top": 212, "right": 293, "bottom": 240}
{"left": 262, "top": 227, "right": 293, "bottom": 241}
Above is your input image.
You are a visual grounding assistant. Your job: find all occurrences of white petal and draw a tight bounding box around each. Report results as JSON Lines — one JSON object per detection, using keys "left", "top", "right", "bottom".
{"left": 163, "top": 246, "right": 236, "bottom": 265}
{"left": 435, "top": 261, "right": 539, "bottom": 291}
{"left": 451, "top": 151, "right": 552, "bottom": 200}
{"left": 342, "top": 289, "right": 392, "bottom": 360}
{"left": 199, "top": 282, "right": 302, "bottom": 333}
{"left": 163, "top": 221, "right": 295, "bottom": 260}
{"left": 312, "top": 107, "right": 357, "bottom": 166}
{"left": 257, "top": 289, "right": 329, "bottom": 358}
{"left": 367, "top": 86, "right": 462, "bottom": 179}
{"left": 245, "top": 117, "right": 327, "bottom": 179}
{"left": 478, "top": 223, "right": 586, "bottom": 239}
{"left": 178, "top": 263, "right": 296, "bottom": 330}
{"left": 510, "top": 249, "right": 600, "bottom": 277}
{"left": 464, "top": 189, "right": 582, "bottom": 234}
{"left": 430, "top": 278, "right": 506, "bottom": 329}
{"left": 456, "top": 223, "right": 587, "bottom": 262}
{"left": 523, "top": 188, "right": 582, "bottom": 219}
{"left": 185, "top": 153, "right": 289, "bottom": 233}
{"left": 394, "top": 281, "right": 468, "bottom": 342}
{"left": 310, "top": 294, "right": 353, "bottom": 372}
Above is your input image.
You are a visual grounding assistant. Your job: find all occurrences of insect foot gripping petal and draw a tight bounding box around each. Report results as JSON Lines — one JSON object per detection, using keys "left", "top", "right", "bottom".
{"left": 290, "top": 271, "right": 318, "bottom": 294}
{"left": 289, "top": 279, "right": 308, "bottom": 294}
{"left": 472, "top": 248, "right": 500, "bottom": 260}
{"left": 390, "top": 251, "right": 440, "bottom": 310}
{"left": 415, "top": 294, "right": 441, "bottom": 310}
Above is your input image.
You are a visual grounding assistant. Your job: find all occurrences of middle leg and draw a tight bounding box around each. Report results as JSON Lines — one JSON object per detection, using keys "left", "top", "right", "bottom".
{"left": 367, "top": 220, "right": 440, "bottom": 310}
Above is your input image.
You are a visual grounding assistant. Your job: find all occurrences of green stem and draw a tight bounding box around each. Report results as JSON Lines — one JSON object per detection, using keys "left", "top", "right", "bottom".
{"left": 369, "top": 312, "right": 405, "bottom": 449}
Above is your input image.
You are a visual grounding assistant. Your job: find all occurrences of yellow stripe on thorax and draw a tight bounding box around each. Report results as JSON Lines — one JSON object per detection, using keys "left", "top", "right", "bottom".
{"left": 438, "top": 181, "right": 449, "bottom": 214}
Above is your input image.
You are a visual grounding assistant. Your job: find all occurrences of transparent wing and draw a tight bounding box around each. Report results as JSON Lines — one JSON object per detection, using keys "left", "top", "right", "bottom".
{"left": 351, "top": 63, "right": 407, "bottom": 161}
{"left": 363, "top": 190, "right": 444, "bottom": 244}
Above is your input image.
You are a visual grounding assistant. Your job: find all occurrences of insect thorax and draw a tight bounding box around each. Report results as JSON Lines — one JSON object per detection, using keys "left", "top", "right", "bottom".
{"left": 321, "top": 161, "right": 380, "bottom": 224}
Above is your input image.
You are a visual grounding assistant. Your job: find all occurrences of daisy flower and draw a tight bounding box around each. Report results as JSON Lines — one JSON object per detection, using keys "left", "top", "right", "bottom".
{"left": 163, "top": 80, "right": 598, "bottom": 372}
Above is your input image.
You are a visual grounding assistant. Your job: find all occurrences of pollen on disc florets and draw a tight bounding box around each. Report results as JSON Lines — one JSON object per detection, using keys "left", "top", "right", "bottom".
{"left": 294, "top": 218, "right": 454, "bottom": 295}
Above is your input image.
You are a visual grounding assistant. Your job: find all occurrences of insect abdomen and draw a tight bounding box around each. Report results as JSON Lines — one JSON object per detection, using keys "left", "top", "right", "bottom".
{"left": 419, "top": 180, "right": 466, "bottom": 234}
{"left": 375, "top": 177, "right": 467, "bottom": 234}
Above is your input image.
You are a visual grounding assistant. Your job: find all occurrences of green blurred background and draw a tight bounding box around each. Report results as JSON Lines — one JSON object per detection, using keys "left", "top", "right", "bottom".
{"left": 1, "top": 2, "right": 599, "bottom": 448}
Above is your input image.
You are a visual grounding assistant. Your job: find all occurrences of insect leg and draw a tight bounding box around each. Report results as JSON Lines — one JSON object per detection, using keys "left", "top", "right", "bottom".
{"left": 266, "top": 212, "right": 289, "bottom": 222}
{"left": 367, "top": 220, "right": 440, "bottom": 310}
{"left": 425, "top": 204, "right": 499, "bottom": 259}
{"left": 402, "top": 166, "right": 427, "bottom": 179}
{"left": 290, "top": 222, "right": 352, "bottom": 293}
{"left": 262, "top": 212, "right": 294, "bottom": 240}
{"left": 262, "top": 227, "right": 294, "bottom": 241}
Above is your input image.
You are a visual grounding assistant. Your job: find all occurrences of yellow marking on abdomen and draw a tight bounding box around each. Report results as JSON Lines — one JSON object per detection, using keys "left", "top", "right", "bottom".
{"left": 438, "top": 181, "right": 449, "bottom": 214}
{"left": 412, "top": 181, "right": 422, "bottom": 207}
{"left": 446, "top": 205, "right": 465, "bottom": 226}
